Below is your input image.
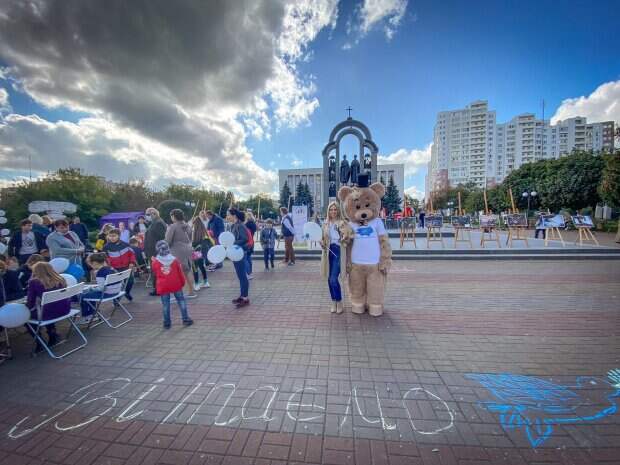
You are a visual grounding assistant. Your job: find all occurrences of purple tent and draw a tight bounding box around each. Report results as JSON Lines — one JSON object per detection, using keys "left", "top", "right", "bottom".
{"left": 99, "top": 211, "right": 144, "bottom": 229}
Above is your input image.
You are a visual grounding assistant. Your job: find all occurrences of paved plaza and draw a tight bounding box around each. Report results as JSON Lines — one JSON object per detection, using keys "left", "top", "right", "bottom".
{"left": 1, "top": 259, "right": 620, "bottom": 465}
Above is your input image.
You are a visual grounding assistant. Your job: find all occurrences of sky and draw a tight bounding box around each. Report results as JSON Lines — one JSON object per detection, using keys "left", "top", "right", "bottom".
{"left": 0, "top": 0, "right": 619, "bottom": 200}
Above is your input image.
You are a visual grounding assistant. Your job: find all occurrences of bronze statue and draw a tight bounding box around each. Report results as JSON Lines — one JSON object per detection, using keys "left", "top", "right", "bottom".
{"left": 340, "top": 154, "right": 350, "bottom": 184}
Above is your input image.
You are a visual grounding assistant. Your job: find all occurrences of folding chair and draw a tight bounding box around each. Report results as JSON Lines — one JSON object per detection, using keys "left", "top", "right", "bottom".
{"left": 25, "top": 283, "right": 88, "bottom": 359}
{"left": 82, "top": 269, "right": 133, "bottom": 329}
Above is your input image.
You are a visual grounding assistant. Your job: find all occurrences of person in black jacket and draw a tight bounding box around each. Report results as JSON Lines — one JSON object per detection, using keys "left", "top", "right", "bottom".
{"left": 280, "top": 207, "right": 295, "bottom": 266}
{"left": 8, "top": 219, "right": 47, "bottom": 265}
{"left": 206, "top": 210, "right": 225, "bottom": 270}
{"left": 227, "top": 208, "right": 250, "bottom": 309}
{"left": 144, "top": 208, "right": 168, "bottom": 296}
{"left": 244, "top": 212, "right": 257, "bottom": 278}
{"left": 70, "top": 216, "right": 90, "bottom": 247}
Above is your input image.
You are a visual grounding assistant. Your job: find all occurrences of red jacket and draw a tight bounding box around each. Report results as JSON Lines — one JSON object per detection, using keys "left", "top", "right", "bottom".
{"left": 151, "top": 255, "right": 186, "bottom": 295}
{"left": 103, "top": 241, "right": 136, "bottom": 270}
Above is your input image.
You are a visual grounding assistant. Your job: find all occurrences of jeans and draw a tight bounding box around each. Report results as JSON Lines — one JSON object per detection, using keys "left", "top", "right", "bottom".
{"left": 161, "top": 291, "right": 191, "bottom": 325}
{"left": 327, "top": 244, "right": 342, "bottom": 302}
{"left": 535, "top": 228, "right": 546, "bottom": 239}
{"left": 284, "top": 236, "right": 295, "bottom": 263}
{"left": 233, "top": 253, "right": 249, "bottom": 298}
{"left": 263, "top": 248, "right": 275, "bottom": 268}
{"left": 80, "top": 290, "right": 119, "bottom": 316}
{"left": 245, "top": 249, "right": 253, "bottom": 275}
{"left": 193, "top": 257, "right": 208, "bottom": 283}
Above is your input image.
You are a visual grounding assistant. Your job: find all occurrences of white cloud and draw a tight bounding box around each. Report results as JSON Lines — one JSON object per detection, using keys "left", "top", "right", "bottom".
{"left": 0, "top": 0, "right": 338, "bottom": 197}
{"left": 0, "top": 88, "right": 7, "bottom": 107}
{"left": 360, "top": 0, "right": 408, "bottom": 40}
{"left": 378, "top": 143, "right": 432, "bottom": 176}
{"left": 551, "top": 80, "right": 620, "bottom": 125}
{"left": 405, "top": 185, "right": 424, "bottom": 200}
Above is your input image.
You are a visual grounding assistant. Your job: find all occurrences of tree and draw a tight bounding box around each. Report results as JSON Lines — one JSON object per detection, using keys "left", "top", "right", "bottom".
{"left": 598, "top": 153, "right": 620, "bottom": 207}
{"left": 238, "top": 194, "right": 279, "bottom": 219}
{"left": 280, "top": 181, "right": 292, "bottom": 209}
{"left": 404, "top": 194, "right": 420, "bottom": 210}
{"left": 382, "top": 176, "right": 402, "bottom": 215}
{"left": 157, "top": 199, "right": 192, "bottom": 224}
{"left": 292, "top": 182, "right": 314, "bottom": 216}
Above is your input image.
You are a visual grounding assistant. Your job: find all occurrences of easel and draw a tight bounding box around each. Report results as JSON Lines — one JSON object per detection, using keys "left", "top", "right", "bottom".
{"left": 399, "top": 218, "right": 417, "bottom": 248}
{"left": 453, "top": 192, "right": 473, "bottom": 248}
{"left": 543, "top": 211, "right": 565, "bottom": 247}
{"left": 426, "top": 196, "right": 444, "bottom": 248}
{"left": 573, "top": 215, "right": 599, "bottom": 246}
{"left": 480, "top": 190, "right": 501, "bottom": 248}
{"left": 505, "top": 189, "right": 529, "bottom": 248}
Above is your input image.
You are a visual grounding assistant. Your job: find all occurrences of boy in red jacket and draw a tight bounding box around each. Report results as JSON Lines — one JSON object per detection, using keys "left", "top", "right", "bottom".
{"left": 103, "top": 228, "right": 136, "bottom": 302}
{"left": 151, "top": 240, "right": 194, "bottom": 329}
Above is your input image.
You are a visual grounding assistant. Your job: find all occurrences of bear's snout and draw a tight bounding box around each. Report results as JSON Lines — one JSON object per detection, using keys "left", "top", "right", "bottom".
{"left": 361, "top": 213, "right": 367, "bottom": 219}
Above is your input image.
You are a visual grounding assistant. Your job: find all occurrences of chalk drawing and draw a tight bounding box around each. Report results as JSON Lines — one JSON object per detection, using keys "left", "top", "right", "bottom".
{"left": 241, "top": 385, "right": 278, "bottom": 422}
{"left": 352, "top": 387, "right": 396, "bottom": 430}
{"left": 116, "top": 377, "right": 165, "bottom": 423}
{"left": 286, "top": 387, "right": 325, "bottom": 422}
{"left": 466, "top": 370, "right": 620, "bottom": 447}
{"left": 7, "top": 377, "right": 456, "bottom": 439}
{"left": 402, "top": 388, "right": 455, "bottom": 435}
{"left": 162, "top": 382, "right": 204, "bottom": 424}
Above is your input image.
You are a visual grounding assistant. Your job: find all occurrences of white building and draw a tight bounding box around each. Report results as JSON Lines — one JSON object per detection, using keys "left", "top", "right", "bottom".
{"left": 428, "top": 100, "right": 615, "bottom": 193}
{"left": 279, "top": 163, "right": 405, "bottom": 211}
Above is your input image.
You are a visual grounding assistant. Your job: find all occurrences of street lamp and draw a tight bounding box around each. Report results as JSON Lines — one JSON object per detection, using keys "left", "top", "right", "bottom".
{"left": 522, "top": 190, "right": 537, "bottom": 219}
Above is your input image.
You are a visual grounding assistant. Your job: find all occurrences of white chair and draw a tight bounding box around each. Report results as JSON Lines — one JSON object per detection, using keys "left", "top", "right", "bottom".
{"left": 82, "top": 269, "right": 133, "bottom": 329}
{"left": 26, "top": 283, "right": 87, "bottom": 359}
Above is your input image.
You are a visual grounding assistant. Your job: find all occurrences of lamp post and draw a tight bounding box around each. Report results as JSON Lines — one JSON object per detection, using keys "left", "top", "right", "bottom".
{"left": 522, "top": 190, "right": 537, "bottom": 219}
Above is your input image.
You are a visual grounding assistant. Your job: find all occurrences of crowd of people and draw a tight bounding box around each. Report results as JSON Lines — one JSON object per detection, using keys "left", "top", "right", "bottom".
{"left": 0, "top": 206, "right": 308, "bottom": 351}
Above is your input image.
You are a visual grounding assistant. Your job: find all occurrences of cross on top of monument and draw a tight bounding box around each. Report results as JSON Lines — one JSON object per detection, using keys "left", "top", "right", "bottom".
{"left": 346, "top": 106, "right": 353, "bottom": 119}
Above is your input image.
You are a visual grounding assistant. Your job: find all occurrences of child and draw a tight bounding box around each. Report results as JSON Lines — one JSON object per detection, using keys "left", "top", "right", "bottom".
{"left": 18, "top": 254, "right": 46, "bottom": 289}
{"left": 0, "top": 259, "right": 25, "bottom": 301}
{"left": 129, "top": 237, "right": 146, "bottom": 272}
{"left": 80, "top": 253, "right": 122, "bottom": 324}
{"left": 151, "top": 240, "right": 193, "bottom": 329}
{"left": 260, "top": 219, "right": 277, "bottom": 270}
{"left": 103, "top": 228, "right": 136, "bottom": 301}
{"left": 26, "top": 262, "right": 69, "bottom": 349}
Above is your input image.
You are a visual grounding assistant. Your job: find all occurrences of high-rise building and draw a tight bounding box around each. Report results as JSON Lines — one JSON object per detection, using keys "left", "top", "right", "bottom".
{"left": 428, "top": 101, "right": 615, "bottom": 195}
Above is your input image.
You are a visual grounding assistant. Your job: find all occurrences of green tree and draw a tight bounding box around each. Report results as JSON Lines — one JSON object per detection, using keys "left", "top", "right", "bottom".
{"left": 280, "top": 181, "right": 292, "bottom": 209}
{"left": 382, "top": 175, "right": 402, "bottom": 215}
{"left": 598, "top": 152, "right": 620, "bottom": 207}
{"left": 238, "top": 195, "right": 279, "bottom": 219}
{"left": 157, "top": 199, "right": 192, "bottom": 224}
{"left": 110, "top": 180, "right": 159, "bottom": 212}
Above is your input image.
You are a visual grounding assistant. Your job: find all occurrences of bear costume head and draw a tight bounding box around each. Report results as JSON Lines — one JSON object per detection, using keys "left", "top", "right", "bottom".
{"left": 338, "top": 174, "right": 385, "bottom": 225}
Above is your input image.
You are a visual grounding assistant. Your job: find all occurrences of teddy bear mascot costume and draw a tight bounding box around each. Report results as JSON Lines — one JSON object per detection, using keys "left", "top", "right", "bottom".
{"left": 337, "top": 174, "right": 392, "bottom": 316}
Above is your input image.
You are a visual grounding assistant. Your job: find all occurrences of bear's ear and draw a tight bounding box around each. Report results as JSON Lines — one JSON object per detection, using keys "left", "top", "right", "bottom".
{"left": 369, "top": 182, "right": 385, "bottom": 198}
{"left": 338, "top": 186, "right": 354, "bottom": 202}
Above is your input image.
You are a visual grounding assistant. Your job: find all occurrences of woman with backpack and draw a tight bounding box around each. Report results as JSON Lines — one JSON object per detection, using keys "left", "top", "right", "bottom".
{"left": 227, "top": 208, "right": 251, "bottom": 309}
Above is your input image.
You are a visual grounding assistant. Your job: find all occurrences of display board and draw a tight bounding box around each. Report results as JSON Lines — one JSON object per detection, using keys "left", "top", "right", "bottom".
{"left": 506, "top": 213, "right": 527, "bottom": 228}
{"left": 479, "top": 214, "right": 499, "bottom": 228}
{"left": 451, "top": 215, "right": 472, "bottom": 228}
{"left": 426, "top": 214, "right": 443, "bottom": 228}
{"left": 572, "top": 215, "right": 594, "bottom": 228}
{"left": 540, "top": 214, "right": 566, "bottom": 229}
{"left": 292, "top": 205, "right": 308, "bottom": 243}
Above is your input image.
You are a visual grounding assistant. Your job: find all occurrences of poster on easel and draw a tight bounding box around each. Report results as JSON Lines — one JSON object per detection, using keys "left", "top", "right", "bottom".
{"left": 292, "top": 205, "right": 308, "bottom": 243}
{"left": 571, "top": 215, "right": 594, "bottom": 228}
{"left": 480, "top": 215, "right": 499, "bottom": 228}
{"left": 540, "top": 214, "right": 565, "bottom": 229}
{"left": 451, "top": 216, "right": 472, "bottom": 228}
{"left": 426, "top": 215, "right": 443, "bottom": 228}
{"left": 506, "top": 213, "right": 527, "bottom": 228}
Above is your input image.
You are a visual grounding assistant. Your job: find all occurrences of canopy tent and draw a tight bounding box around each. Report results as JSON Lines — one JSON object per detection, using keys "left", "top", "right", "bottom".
{"left": 99, "top": 211, "right": 144, "bottom": 228}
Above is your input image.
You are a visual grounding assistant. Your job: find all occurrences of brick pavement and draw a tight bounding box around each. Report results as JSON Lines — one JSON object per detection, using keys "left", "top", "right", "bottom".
{"left": 0, "top": 259, "right": 619, "bottom": 464}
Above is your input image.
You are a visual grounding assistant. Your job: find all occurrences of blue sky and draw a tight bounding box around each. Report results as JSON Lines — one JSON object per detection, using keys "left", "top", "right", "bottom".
{"left": 1, "top": 0, "right": 619, "bottom": 198}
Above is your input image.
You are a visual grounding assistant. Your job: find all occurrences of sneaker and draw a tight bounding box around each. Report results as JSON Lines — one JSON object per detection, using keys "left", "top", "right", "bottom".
{"left": 194, "top": 283, "right": 202, "bottom": 291}
{"left": 78, "top": 315, "right": 94, "bottom": 325}
{"left": 125, "top": 294, "right": 133, "bottom": 302}
{"left": 163, "top": 322, "right": 171, "bottom": 329}
{"left": 235, "top": 298, "right": 250, "bottom": 309}
{"left": 265, "top": 266, "right": 269, "bottom": 271}
{"left": 288, "top": 262, "right": 295, "bottom": 266}
{"left": 202, "top": 281, "right": 211, "bottom": 288}
{"left": 186, "top": 293, "right": 198, "bottom": 300}
{"left": 247, "top": 274, "right": 253, "bottom": 280}
{"left": 182, "top": 319, "right": 194, "bottom": 327}
{"left": 232, "top": 297, "right": 243, "bottom": 304}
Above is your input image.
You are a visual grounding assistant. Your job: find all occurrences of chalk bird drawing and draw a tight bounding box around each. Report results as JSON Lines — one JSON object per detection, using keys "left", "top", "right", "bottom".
{"left": 466, "top": 369, "right": 620, "bottom": 448}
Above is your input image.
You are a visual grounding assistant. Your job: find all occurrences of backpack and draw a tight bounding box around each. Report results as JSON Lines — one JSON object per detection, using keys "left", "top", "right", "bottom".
{"left": 244, "top": 225, "right": 254, "bottom": 250}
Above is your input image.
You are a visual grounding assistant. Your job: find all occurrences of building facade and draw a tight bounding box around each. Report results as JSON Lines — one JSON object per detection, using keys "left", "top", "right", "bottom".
{"left": 279, "top": 163, "right": 405, "bottom": 212}
{"left": 427, "top": 100, "right": 615, "bottom": 195}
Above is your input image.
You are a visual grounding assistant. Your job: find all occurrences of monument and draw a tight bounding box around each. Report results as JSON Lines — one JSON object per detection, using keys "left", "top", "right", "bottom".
{"left": 322, "top": 108, "right": 379, "bottom": 213}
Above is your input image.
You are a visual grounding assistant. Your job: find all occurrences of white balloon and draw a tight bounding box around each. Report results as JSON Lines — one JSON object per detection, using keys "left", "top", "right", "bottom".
{"left": 0, "top": 303, "right": 31, "bottom": 328}
{"left": 60, "top": 273, "right": 78, "bottom": 287}
{"left": 0, "top": 229, "right": 9, "bottom": 236}
{"left": 207, "top": 245, "right": 227, "bottom": 264}
{"left": 226, "top": 245, "right": 245, "bottom": 262}
{"left": 49, "top": 257, "right": 70, "bottom": 273}
{"left": 0, "top": 210, "right": 5, "bottom": 216}
{"left": 218, "top": 231, "right": 235, "bottom": 248}
{"left": 0, "top": 217, "right": 6, "bottom": 224}
{"left": 302, "top": 222, "right": 322, "bottom": 241}
{"left": 0, "top": 243, "right": 6, "bottom": 255}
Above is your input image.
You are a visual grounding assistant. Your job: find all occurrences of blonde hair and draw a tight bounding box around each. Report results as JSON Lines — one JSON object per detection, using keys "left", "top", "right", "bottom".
{"left": 28, "top": 214, "right": 43, "bottom": 224}
{"left": 327, "top": 201, "right": 342, "bottom": 221}
{"left": 245, "top": 211, "right": 256, "bottom": 222}
{"left": 100, "top": 223, "right": 114, "bottom": 234}
{"left": 31, "top": 262, "right": 67, "bottom": 290}
{"left": 42, "top": 215, "right": 52, "bottom": 225}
